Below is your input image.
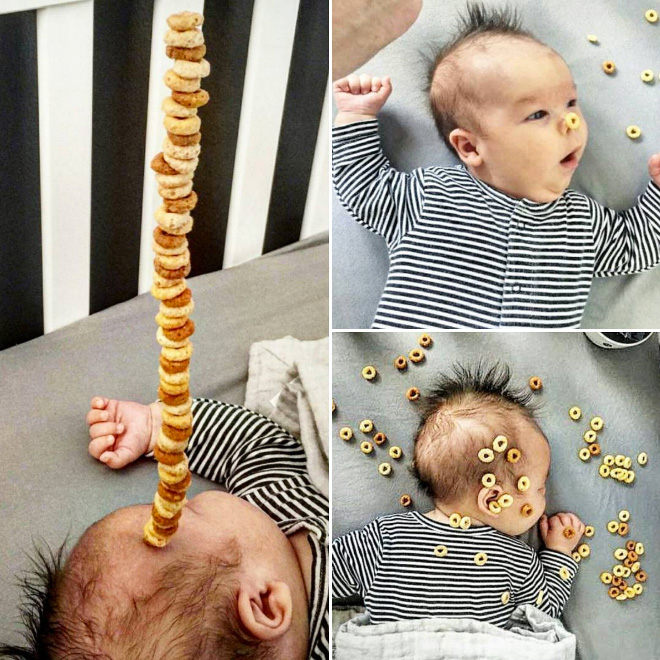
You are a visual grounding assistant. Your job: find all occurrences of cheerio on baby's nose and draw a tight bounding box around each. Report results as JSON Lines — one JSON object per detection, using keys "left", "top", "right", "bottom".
{"left": 565, "top": 112, "right": 580, "bottom": 131}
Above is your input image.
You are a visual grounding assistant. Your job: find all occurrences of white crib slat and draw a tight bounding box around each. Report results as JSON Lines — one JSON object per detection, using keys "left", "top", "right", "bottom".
{"left": 222, "top": 0, "right": 300, "bottom": 269}
{"left": 0, "top": 0, "right": 87, "bottom": 16}
{"left": 138, "top": 0, "right": 206, "bottom": 295}
{"left": 37, "top": 0, "right": 93, "bottom": 333}
{"left": 300, "top": 82, "right": 330, "bottom": 240}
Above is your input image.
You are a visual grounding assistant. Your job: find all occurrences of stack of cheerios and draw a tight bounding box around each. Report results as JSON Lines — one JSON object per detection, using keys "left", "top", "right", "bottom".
{"left": 144, "top": 10, "right": 210, "bottom": 548}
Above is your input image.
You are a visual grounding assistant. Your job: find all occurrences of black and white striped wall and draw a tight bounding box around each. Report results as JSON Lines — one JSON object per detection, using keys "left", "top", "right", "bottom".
{"left": 0, "top": 0, "right": 329, "bottom": 350}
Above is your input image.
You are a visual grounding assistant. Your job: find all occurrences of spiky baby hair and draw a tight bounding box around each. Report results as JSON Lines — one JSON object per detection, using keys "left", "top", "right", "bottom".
{"left": 412, "top": 362, "right": 544, "bottom": 502}
{"left": 428, "top": 3, "right": 543, "bottom": 151}
{"left": 0, "top": 537, "right": 272, "bottom": 660}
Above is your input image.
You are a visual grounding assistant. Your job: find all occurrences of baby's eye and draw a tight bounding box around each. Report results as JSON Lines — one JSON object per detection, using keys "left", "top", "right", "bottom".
{"left": 567, "top": 99, "right": 577, "bottom": 108}
{"left": 526, "top": 110, "right": 548, "bottom": 121}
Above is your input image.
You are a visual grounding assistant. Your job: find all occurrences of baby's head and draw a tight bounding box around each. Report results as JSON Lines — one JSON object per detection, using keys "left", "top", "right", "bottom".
{"left": 412, "top": 363, "right": 550, "bottom": 536}
{"left": 2, "top": 492, "right": 308, "bottom": 660}
{"left": 428, "top": 3, "right": 588, "bottom": 203}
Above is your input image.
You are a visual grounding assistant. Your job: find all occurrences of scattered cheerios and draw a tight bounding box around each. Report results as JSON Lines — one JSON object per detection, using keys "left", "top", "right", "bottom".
{"left": 572, "top": 551, "right": 581, "bottom": 563}
{"left": 600, "top": 572, "right": 613, "bottom": 584}
{"left": 339, "top": 427, "right": 353, "bottom": 441}
{"left": 585, "top": 525, "right": 595, "bottom": 538}
{"left": 637, "top": 452, "right": 648, "bottom": 466}
{"left": 618, "top": 510, "right": 630, "bottom": 522}
{"left": 419, "top": 333, "right": 433, "bottom": 348}
{"left": 559, "top": 567, "right": 571, "bottom": 581}
{"left": 389, "top": 446, "right": 403, "bottom": 460}
{"left": 482, "top": 473, "right": 497, "bottom": 488}
{"left": 474, "top": 552, "right": 488, "bottom": 566}
{"left": 400, "top": 494, "right": 412, "bottom": 507}
{"left": 506, "top": 448, "right": 521, "bottom": 463}
{"left": 626, "top": 125, "right": 641, "bottom": 139}
{"left": 489, "top": 501, "right": 502, "bottom": 514}
{"left": 498, "top": 494, "right": 513, "bottom": 508}
{"left": 641, "top": 69, "right": 654, "bottom": 82}
{"left": 378, "top": 462, "right": 392, "bottom": 476}
{"left": 493, "top": 435, "right": 508, "bottom": 452}
{"left": 645, "top": 9, "right": 658, "bottom": 23}
{"left": 565, "top": 113, "right": 580, "bottom": 130}
{"left": 406, "top": 387, "right": 420, "bottom": 401}
{"left": 449, "top": 513, "right": 462, "bottom": 527}
{"left": 433, "top": 544, "right": 448, "bottom": 557}
{"left": 394, "top": 355, "right": 407, "bottom": 370}
{"left": 579, "top": 447, "right": 591, "bottom": 461}
{"left": 590, "top": 416, "right": 604, "bottom": 431}
{"left": 583, "top": 429, "right": 598, "bottom": 443}
{"left": 501, "top": 591, "right": 510, "bottom": 604}
{"left": 607, "top": 521, "right": 619, "bottom": 533}
{"left": 361, "top": 365, "right": 377, "bottom": 380}
{"left": 409, "top": 348, "right": 425, "bottom": 363}
{"left": 360, "top": 441, "right": 373, "bottom": 454}
{"left": 604, "top": 454, "right": 615, "bottom": 466}
{"left": 599, "top": 464, "right": 611, "bottom": 478}
{"left": 521, "top": 503, "right": 534, "bottom": 517}
{"left": 517, "top": 476, "right": 530, "bottom": 492}
{"left": 563, "top": 527, "right": 576, "bottom": 539}
{"left": 602, "top": 60, "right": 616, "bottom": 74}
{"left": 459, "top": 516, "right": 472, "bottom": 530}
{"left": 374, "top": 432, "right": 387, "bottom": 445}
{"left": 536, "top": 590, "right": 544, "bottom": 606}
{"left": 618, "top": 522, "right": 629, "bottom": 536}
{"left": 478, "top": 448, "right": 495, "bottom": 463}
{"left": 569, "top": 406, "right": 582, "bottom": 420}
{"left": 359, "top": 419, "right": 374, "bottom": 433}
{"left": 529, "top": 376, "right": 542, "bottom": 391}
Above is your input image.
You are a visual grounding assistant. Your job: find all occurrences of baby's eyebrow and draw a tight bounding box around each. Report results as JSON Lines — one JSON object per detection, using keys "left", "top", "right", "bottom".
{"left": 514, "top": 84, "right": 578, "bottom": 106}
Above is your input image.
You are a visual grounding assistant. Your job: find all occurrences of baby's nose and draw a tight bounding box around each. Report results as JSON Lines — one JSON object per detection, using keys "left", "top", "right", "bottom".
{"left": 564, "top": 112, "right": 581, "bottom": 132}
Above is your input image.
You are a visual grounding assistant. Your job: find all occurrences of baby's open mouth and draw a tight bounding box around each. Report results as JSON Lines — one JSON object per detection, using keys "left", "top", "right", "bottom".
{"left": 560, "top": 148, "right": 581, "bottom": 169}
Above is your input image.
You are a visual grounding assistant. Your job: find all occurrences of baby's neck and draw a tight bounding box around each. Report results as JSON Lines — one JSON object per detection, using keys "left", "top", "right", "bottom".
{"left": 426, "top": 501, "right": 487, "bottom": 527}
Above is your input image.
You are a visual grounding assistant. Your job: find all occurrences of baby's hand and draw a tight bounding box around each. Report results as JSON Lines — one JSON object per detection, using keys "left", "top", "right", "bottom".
{"left": 539, "top": 512, "right": 586, "bottom": 556}
{"left": 86, "top": 397, "right": 156, "bottom": 469}
{"left": 333, "top": 74, "right": 392, "bottom": 125}
{"left": 649, "top": 154, "right": 660, "bottom": 187}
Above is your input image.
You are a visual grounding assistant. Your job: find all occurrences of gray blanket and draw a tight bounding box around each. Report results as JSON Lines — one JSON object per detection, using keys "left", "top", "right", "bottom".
{"left": 335, "top": 607, "right": 576, "bottom": 660}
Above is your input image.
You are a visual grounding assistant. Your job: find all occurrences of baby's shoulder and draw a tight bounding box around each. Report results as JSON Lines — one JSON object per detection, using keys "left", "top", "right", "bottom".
{"left": 491, "top": 530, "right": 537, "bottom": 562}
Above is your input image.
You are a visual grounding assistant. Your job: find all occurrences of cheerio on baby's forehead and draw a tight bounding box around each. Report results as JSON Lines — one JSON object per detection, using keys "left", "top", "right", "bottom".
{"left": 449, "top": 36, "right": 575, "bottom": 110}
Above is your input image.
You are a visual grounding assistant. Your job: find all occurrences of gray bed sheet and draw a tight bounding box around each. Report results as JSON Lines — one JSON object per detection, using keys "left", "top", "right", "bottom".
{"left": 332, "top": 0, "right": 660, "bottom": 329}
{"left": 0, "top": 233, "right": 328, "bottom": 644}
{"left": 332, "top": 331, "right": 659, "bottom": 660}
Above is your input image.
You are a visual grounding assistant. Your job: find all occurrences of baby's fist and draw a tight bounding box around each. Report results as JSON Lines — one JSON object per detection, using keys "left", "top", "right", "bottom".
{"left": 649, "top": 154, "right": 660, "bottom": 187}
{"left": 333, "top": 74, "right": 392, "bottom": 122}
{"left": 539, "top": 512, "right": 586, "bottom": 556}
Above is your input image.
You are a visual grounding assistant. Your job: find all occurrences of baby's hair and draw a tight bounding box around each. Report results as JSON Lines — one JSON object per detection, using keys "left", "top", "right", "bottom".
{"left": 0, "top": 537, "right": 273, "bottom": 660}
{"left": 412, "top": 362, "right": 545, "bottom": 502}
{"left": 427, "top": 2, "right": 543, "bottom": 151}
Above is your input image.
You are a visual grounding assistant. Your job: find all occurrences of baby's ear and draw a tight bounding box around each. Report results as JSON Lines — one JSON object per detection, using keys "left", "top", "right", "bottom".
{"left": 476, "top": 484, "right": 503, "bottom": 518}
{"left": 237, "top": 580, "right": 293, "bottom": 642}
{"left": 449, "top": 128, "right": 483, "bottom": 167}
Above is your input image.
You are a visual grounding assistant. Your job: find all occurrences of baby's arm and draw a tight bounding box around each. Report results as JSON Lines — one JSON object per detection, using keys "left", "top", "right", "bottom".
{"left": 515, "top": 513, "right": 583, "bottom": 618}
{"left": 591, "top": 155, "right": 660, "bottom": 276}
{"left": 332, "top": 520, "right": 383, "bottom": 600}
{"left": 332, "top": 74, "right": 427, "bottom": 250}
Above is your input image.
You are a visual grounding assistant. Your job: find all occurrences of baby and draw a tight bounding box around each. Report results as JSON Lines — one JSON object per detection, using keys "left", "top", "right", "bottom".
{"left": 332, "top": 363, "right": 585, "bottom": 626}
{"left": 332, "top": 4, "right": 660, "bottom": 329}
{"left": 1, "top": 397, "right": 328, "bottom": 660}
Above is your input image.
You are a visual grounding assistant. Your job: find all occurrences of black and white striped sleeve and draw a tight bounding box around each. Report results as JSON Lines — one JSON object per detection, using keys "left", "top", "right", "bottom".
{"left": 332, "top": 520, "right": 383, "bottom": 599}
{"left": 186, "top": 398, "right": 309, "bottom": 497}
{"left": 515, "top": 548, "right": 579, "bottom": 618}
{"left": 591, "top": 180, "right": 660, "bottom": 276}
{"left": 332, "top": 119, "right": 427, "bottom": 251}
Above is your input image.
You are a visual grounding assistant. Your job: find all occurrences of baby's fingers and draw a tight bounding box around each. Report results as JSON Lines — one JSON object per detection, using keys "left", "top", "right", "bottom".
{"left": 99, "top": 446, "right": 136, "bottom": 469}
{"left": 346, "top": 74, "right": 361, "bottom": 94}
{"left": 332, "top": 77, "right": 351, "bottom": 93}
{"left": 377, "top": 76, "right": 393, "bottom": 100}
{"left": 89, "top": 434, "right": 117, "bottom": 460}
{"left": 89, "top": 422, "right": 124, "bottom": 440}
{"left": 538, "top": 514, "right": 549, "bottom": 540}
{"left": 90, "top": 396, "right": 108, "bottom": 410}
{"left": 648, "top": 153, "right": 660, "bottom": 179}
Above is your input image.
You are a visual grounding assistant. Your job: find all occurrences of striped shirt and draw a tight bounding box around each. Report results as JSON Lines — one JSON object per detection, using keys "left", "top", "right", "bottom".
{"left": 332, "top": 511, "right": 578, "bottom": 627}
{"left": 333, "top": 119, "right": 660, "bottom": 329}
{"left": 186, "top": 398, "right": 329, "bottom": 660}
